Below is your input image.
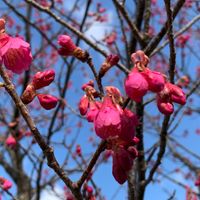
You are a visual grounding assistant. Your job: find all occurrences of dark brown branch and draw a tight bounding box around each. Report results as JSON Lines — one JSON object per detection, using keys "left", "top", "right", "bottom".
{"left": 144, "top": 116, "right": 170, "bottom": 186}
{"left": 24, "top": 0, "right": 129, "bottom": 74}
{"left": 76, "top": 140, "right": 106, "bottom": 188}
{"left": 164, "top": 0, "right": 176, "bottom": 83}
{"left": 144, "top": 0, "right": 186, "bottom": 56}
{"left": 169, "top": 144, "right": 199, "bottom": 173}
{"left": 112, "top": 0, "right": 145, "bottom": 48}
{"left": 0, "top": 65, "right": 83, "bottom": 200}
{"left": 135, "top": 103, "right": 146, "bottom": 200}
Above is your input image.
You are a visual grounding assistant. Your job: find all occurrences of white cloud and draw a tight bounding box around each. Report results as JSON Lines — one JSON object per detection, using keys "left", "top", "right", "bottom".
{"left": 40, "top": 186, "right": 65, "bottom": 200}
{"left": 85, "top": 11, "right": 114, "bottom": 41}
{"left": 85, "top": 22, "right": 111, "bottom": 41}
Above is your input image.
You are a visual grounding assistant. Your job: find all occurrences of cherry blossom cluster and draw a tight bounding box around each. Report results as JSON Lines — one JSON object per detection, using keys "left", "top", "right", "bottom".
{"left": 57, "top": 35, "right": 187, "bottom": 185}
{"left": 79, "top": 82, "right": 139, "bottom": 184}
{"left": 0, "top": 18, "right": 58, "bottom": 110}
{"left": 125, "top": 50, "right": 186, "bottom": 115}
{"left": 88, "top": 3, "right": 108, "bottom": 23}
{"left": 21, "top": 70, "right": 58, "bottom": 110}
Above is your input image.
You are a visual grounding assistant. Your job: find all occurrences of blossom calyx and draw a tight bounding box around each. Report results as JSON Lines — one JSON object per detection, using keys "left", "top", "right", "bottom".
{"left": 21, "top": 84, "right": 36, "bottom": 104}
{"left": 73, "top": 47, "right": 89, "bottom": 62}
{"left": 99, "top": 54, "right": 119, "bottom": 78}
{"left": 0, "top": 18, "right": 6, "bottom": 34}
{"left": 131, "top": 50, "right": 149, "bottom": 67}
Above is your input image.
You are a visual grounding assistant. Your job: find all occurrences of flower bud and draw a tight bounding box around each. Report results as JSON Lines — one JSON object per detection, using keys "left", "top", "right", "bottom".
{"left": 166, "top": 83, "right": 186, "bottom": 105}
{"left": 124, "top": 71, "right": 148, "bottom": 102}
{"left": 57, "top": 34, "right": 76, "bottom": 56}
{"left": 132, "top": 136, "right": 140, "bottom": 144}
{"left": 32, "top": 69, "right": 55, "bottom": 90}
{"left": 112, "top": 148, "right": 133, "bottom": 184}
{"left": 0, "top": 177, "right": 12, "bottom": 190}
{"left": 142, "top": 68, "right": 165, "bottom": 93}
{"left": 37, "top": 94, "right": 58, "bottom": 110}
{"left": 76, "top": 145, "right": 82, "bottom": 156}
{"left": 127, "top": 146, "right": 138, "bottom": 159}
{"left": 21, "top": 84, "right": 36, "bottom": 104}
{"left": 177, "top": 75, "right": 190, "bottom": 88}
{"left": 157, "top": 97, "right": 174, "bottom": 115}
{"left": 5, "top": 136, "right": 17, "bottom": 148}
{"left": 81, "top": 80, "right": 94, "bottom": 91}
{"left": 2, "top": 180, "right": 12, "bottom": 190}
{"left": 86, "top": 186, "right": 93, "bottom": 194}
{"left": 195, "top": 177, "right": 200, "bottom": 186}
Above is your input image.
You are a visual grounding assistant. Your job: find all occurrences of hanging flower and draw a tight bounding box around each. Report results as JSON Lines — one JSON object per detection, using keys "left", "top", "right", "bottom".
{"left": 0, "top": 34, "right": 32, "bottom": 74}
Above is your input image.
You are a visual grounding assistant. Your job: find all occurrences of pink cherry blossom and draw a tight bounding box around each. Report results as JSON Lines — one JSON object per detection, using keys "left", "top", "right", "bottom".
{"left": 0, "top": 34, "right": 32, "bottom": 74}
{"left": 112, "top": 147, "right": 134, "bottom": 184}
{"left": 79, "top": 95, "right": 89, "bottom": 116}
{"left": 86, "top": 101, "right": 101, "bottom": 122}
{"left": 124, "top": 71, "right": 149, "bottom": 102}
{"left": 112, "top": 150, "right": 128, "bottom": 184}
{"left": 119, "top": 109, "right": 138, "bottom": 142}
{"left": 94, "top": 97, "right": 122, "bottom": 139}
